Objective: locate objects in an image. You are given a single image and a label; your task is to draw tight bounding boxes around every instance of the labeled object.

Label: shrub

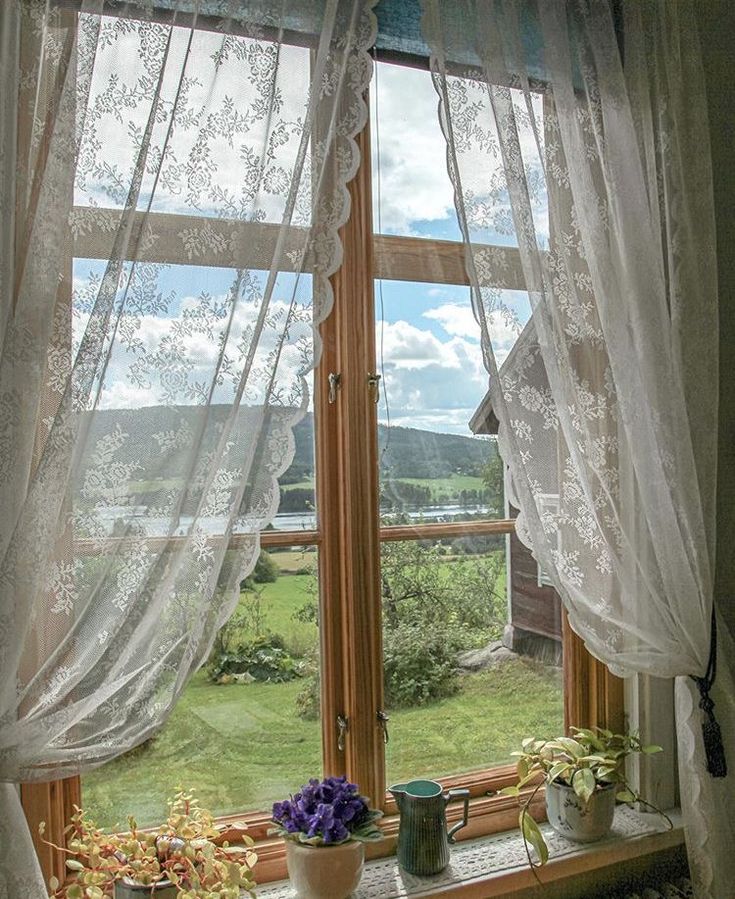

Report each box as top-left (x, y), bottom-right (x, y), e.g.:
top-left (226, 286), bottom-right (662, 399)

top-left (208, 633), bottom-right (300, 684)
top-left (295, 655), bottom-right (320, 720)
top-left (383, 624), bottom-right (458, 707)
top-left (240, 550), bottom-right (279, 590)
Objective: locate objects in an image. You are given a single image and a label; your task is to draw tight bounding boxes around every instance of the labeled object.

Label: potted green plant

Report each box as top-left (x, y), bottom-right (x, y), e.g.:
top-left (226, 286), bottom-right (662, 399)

top-left (501, 727), bottom-right (670, 870)
top-left (40, 790), bottom-right (256, 899)
top-left (271, 776), bottom-right (382, 899)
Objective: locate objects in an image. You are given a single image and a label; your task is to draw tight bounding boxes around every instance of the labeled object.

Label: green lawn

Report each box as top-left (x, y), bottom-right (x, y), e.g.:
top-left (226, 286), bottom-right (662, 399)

top-left (83, 661), bottom-right (562, 829)
top-left (82, 551), bottom-right (558, 830)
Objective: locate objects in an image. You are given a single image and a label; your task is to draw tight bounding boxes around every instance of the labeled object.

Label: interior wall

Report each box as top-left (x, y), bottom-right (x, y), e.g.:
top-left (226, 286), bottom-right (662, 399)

top-left (698, 2), bottom-right (735, 640)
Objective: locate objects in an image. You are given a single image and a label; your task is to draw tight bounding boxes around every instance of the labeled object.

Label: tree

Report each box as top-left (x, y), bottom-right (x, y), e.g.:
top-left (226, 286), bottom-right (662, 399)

top-left (240, 550), bottom-right (278, 590)
top-left (481, 447), bottom-right (505, 516)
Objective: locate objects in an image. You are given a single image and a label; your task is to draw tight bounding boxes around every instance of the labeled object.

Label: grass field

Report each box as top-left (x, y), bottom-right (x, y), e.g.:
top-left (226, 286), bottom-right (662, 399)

top-left (389, 475), bottom-right (486, 493)
top-left (83, 660), bottom-right (562, 829)
top-left (82, 550), bottom-right (560, 829)
top-left (280, 474), bottom-right (490, 507)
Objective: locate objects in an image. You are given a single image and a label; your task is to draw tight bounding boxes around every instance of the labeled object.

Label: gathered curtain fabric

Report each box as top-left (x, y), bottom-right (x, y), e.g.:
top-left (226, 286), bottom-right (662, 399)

top-left (421, 1), bottom-right (733, 896)
top-left (0, 1), bottom-right (375, 896)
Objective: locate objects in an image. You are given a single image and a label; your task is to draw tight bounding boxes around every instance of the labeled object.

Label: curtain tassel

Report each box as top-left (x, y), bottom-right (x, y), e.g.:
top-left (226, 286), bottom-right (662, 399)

top-left (691, 607), bottom-right (728, 778)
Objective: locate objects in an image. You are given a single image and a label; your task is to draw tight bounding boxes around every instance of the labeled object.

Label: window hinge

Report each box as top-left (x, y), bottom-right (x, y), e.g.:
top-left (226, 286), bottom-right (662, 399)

top-left (336, 714), bottom-right (349, 752)
top-left (367, 372), bottom-right (381, 404)
top-left (377, 709), bottom-right (390, 744)
top-left (328, 372), bottom-right (341, 404)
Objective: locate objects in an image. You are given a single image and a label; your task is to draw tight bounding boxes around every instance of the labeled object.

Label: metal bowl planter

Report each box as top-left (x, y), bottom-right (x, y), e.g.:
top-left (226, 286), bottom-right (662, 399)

top-left (114, 878), bottom-right (177, 899)
top-left (285, 839), bottom-right (365, 899)
top-left (545, 781), bottom-right (616, 843)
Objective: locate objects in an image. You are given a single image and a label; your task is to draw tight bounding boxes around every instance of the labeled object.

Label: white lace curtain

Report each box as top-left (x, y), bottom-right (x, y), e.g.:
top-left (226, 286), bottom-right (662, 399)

top-left (422, 1), bottom-right (733, 896)
top-left (0, 1), bottom-right (375, 896)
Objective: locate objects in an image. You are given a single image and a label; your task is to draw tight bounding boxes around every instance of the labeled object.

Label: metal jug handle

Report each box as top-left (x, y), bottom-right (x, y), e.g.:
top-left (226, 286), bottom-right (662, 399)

top-left (444, 788), bottom-right (470, 843)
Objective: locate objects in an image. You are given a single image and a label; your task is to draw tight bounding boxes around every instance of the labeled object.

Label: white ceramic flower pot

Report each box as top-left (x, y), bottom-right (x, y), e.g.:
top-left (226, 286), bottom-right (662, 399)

top-left (545, 781), bottom-right (616, 843)
top-left (285, 839), bottom-right (364, 899)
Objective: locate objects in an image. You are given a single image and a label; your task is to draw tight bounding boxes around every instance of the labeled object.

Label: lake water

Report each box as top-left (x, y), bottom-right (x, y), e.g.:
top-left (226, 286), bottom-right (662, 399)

top-left (90, 503), bottom-right (492, 538)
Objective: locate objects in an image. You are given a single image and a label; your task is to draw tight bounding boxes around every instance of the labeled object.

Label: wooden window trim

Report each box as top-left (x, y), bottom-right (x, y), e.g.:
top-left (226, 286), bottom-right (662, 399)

top-left (71, 207), bottom-right (527, 291)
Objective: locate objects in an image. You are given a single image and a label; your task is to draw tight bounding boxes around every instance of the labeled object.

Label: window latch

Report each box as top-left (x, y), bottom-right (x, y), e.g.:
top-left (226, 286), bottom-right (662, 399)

top-left (336, 714), bottom-right (349, 752)
top-left (377, 709), bottom-right (390, 744)
top-left (367, 372), bottom-right (381, 404)
top-left (328, 372), bottom-right (341, 404)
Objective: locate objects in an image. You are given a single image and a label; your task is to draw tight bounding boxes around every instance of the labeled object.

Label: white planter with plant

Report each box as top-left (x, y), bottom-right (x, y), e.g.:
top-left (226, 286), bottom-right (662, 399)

top-left (501, 727), bottom-right (670, 870)
top-left (271, 776), bottom-right (382, 899)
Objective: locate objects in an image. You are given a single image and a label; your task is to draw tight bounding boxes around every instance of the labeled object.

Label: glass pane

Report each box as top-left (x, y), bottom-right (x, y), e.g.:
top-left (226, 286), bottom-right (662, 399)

top-left (382, 536), bottom-right (563, 785)
top-left (77, 16), bottom-right (312, 225)
top-left (370, 61), bottom-right (461, 242)
top-left (83, 544), bottom-right (321, 828)
top-left (376, 279), bottom-right (531, 522)
top-left (370, 60), bottom-right (547, 246)
top-left (72, 258), bottom-right (316, 532)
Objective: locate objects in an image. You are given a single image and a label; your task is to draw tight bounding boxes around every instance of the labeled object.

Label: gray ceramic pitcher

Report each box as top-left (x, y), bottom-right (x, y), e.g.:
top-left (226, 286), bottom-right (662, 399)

top-left (389, 779), bottom-right (470, 876)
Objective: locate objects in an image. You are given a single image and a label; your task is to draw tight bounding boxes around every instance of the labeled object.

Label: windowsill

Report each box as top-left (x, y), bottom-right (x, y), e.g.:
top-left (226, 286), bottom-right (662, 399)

top-left (255, 806), bottom-right (684, 898)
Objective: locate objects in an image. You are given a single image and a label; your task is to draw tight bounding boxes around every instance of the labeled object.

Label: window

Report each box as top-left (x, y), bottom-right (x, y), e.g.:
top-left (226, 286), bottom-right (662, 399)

top-left (22, 20), bottom-right (622, 887)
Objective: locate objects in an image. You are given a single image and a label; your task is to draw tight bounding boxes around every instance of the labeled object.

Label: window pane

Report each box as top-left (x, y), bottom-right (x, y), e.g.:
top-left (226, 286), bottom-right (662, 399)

top-left (76, 16), bottom-right (313, 226)
top-left (375, 279), bottom-right (530, 521)
top-left (83, 544), bottom-right (321, 828)
top-left (370, 60), bottom-right (547, 246)
top-left (381, 536), bottom-right (563, 786)
top-left (370, 61), bottom-right (461, 242)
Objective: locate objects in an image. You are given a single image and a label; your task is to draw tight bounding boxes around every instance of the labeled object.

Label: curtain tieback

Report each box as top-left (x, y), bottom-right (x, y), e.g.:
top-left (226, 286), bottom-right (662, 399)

top-left (690, 607), bottom-right (728, 778)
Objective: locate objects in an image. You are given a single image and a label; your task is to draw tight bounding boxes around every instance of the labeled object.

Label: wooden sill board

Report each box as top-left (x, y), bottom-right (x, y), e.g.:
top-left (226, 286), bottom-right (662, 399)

top-left (255, 807), bottom-right (684, 898)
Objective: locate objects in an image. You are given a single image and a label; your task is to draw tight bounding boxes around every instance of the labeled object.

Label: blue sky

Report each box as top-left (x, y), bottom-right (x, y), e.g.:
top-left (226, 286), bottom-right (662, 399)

top-left (73, 46), bottom-right (540, 436)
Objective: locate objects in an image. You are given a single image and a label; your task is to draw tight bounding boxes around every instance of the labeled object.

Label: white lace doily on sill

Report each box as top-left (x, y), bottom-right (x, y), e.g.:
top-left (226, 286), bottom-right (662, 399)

top-left (256, 806), bottom-right (678, 898)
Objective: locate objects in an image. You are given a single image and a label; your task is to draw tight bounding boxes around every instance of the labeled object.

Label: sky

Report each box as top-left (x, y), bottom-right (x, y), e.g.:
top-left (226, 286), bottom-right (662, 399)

top-left (71, 29), bottom-right (541, 438)
top-left (369, 62), bottom-right (533, 435)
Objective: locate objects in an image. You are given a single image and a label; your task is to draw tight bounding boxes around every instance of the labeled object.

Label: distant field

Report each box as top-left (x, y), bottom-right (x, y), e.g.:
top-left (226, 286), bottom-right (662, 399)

top-left (280, 475), bottom-right (487, 495)
top-left (386, 475), bottom-right (486, 493)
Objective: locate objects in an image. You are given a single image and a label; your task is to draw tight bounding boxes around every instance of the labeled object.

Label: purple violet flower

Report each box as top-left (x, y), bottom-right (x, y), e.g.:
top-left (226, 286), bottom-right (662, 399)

top-left (271, 776), bottom-right (375, 845)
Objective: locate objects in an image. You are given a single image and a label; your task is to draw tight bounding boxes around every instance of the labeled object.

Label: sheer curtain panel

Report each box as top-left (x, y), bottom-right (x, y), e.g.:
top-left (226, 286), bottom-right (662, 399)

top-left (421, 1), bottom-right (733, 896)
top-left (0, 2), bottom-right (376, 896)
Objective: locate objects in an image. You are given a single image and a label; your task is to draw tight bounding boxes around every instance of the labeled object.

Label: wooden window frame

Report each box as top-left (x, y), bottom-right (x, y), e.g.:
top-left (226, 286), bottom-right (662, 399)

top-left (20, 33), bottom-right (623, 890)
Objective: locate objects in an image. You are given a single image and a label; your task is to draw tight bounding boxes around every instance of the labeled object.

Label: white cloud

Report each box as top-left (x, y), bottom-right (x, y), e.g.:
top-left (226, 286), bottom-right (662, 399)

top-left (424, 304), bottom-right (480, 340)
top-left (376, 318), bottom-right (489, 435)
top-left (371, 64), bottom-right (457, 234)
top-left (423, 303), bottom-right (520, 367)
top-left (72, 288), bottom-right (314, 410)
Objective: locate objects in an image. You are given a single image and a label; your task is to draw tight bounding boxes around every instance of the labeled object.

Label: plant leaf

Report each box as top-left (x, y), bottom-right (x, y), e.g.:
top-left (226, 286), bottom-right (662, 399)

top-left (642, 744), bottom-right (663, 754)
top-left (547, 762), bottom-right (571, 784)
top-left (572, 768), bottom-right (596, 804)
top-left (517, 757), bottom-right (529, 781)
top-left (499, 785), bottom-right (520, 798)
top-left (520, 811), bottom-right (549, 865)
top-left (616, 789), bottom-right (636, 804)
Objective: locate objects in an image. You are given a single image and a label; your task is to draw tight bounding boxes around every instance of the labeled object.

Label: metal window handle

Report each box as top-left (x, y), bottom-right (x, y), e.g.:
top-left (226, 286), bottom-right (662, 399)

top-left (377, 709), bottom-right (390, 744)
top-left (367, 372), bottom-right (381, 404)
top-left (337, 714), bottom-right (349, 752)
top-left (328, 372), bottom-right (341, 404)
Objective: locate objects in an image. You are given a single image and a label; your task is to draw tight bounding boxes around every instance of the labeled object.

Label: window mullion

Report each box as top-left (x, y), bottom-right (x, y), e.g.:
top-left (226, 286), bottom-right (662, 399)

top-left (323, 113), bottom-right (384, 807)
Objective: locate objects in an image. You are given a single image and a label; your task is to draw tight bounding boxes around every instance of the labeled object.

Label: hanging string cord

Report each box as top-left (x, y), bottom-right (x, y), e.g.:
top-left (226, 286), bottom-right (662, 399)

top-left (690, 606), bottom-right (728, 778)
top-left (372, 47), bottom-right (391, 466)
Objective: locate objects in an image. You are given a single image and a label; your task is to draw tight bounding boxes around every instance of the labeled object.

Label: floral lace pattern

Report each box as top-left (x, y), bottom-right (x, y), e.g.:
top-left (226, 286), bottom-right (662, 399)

top-left (0, 2), bottom-right (376, 896)
top-left (422, 1), bottom-right (729, 896)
